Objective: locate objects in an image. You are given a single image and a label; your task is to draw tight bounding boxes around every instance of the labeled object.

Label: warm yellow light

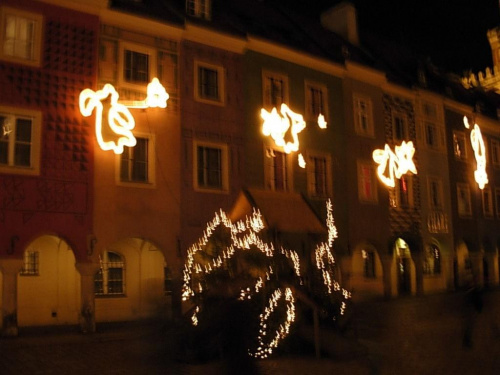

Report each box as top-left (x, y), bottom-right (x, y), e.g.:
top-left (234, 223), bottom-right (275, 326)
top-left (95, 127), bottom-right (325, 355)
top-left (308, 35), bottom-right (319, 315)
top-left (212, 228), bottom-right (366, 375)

top-left (464, 116), bottom-right (488, 189)
top-left (317, 114), bottom-right (327, 129)
top-left (298, 153), bottom-right (306, 168)
top-left (372, 141), bottom-right (417, 188)
top-left (261, 104), bottom-right (306, 154)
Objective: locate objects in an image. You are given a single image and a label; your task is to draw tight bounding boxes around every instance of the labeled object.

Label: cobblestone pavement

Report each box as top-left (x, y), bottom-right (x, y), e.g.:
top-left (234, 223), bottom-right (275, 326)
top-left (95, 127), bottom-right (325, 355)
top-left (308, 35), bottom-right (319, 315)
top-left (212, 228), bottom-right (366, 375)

top-left (1, 289), bottom-right (499, 375)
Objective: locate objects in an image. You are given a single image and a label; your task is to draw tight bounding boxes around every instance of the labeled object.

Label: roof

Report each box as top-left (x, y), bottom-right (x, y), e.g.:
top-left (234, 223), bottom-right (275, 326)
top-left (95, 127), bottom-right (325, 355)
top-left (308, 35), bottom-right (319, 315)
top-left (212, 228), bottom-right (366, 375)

top-left (229, 189), bottom-right (326, 234)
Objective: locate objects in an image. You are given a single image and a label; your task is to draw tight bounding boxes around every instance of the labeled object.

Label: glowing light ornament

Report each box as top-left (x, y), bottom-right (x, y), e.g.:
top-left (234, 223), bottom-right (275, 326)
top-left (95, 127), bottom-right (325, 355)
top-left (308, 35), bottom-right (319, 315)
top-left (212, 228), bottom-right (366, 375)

top-left (298, 153), bottom-right (306, 168)
top-left (372, 141), bottom-right (417, 188)
top-left (317, 114), bottom-right (327, 129)
top-left (79, 78), bottom-right (169, 154)
top-left (463, 116), bottom-right (488, 189)
top-left (261, 104), bottom-right (306, 154)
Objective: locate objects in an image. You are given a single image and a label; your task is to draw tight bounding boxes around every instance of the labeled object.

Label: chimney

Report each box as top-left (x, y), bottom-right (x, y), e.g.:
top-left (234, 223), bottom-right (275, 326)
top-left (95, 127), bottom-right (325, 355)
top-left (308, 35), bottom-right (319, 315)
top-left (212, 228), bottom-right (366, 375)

top-left (320, 2), bottom-right (359, 46)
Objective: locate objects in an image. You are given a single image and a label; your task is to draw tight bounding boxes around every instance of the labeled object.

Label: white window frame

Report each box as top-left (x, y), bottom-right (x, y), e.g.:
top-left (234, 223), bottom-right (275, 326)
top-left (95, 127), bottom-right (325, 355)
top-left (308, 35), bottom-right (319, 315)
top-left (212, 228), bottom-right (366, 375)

top-left (482, 187), bottom-right (494, 218)
top-left (262, 70), bottom-right (289, 109)
top-left (306, 152), bottom-right (331, 198)
top-left (353, 94), bottom-right (374, 137)
top-left (193, 140), bottom-right (229, 193)
top-left (0, 6), bottom-right (42, 67)
top-left (186, 0), bottom-right (211, 20)
top-left (304, 81), bottom-right (328, 122)
top-left (457, 183), bottom-right (472, 217)
top-left (453, 131), bottom-right (467, 161)
top-left (116, 133), bottom-right (156, 188)
top-left (428, 177), bottom-right (443, 210)
top-left (20, 250), bottom-right (39, 276)
top-left (392, 111), bottom-right (408, 142)
top-left (194, 61), bottom-right (225, 105)
top-left (265, 146), bottom-right (291, 192)
top-left (490, 139), bottom-right (500, 168)
top-left (357, 160), bottom-right (377, 203)
top-left (0, 106), bottom-right (41, 176)
top-left (95, 251), bottom-right (126, 297)
top-left (118, 42), bottom-right (156, 91)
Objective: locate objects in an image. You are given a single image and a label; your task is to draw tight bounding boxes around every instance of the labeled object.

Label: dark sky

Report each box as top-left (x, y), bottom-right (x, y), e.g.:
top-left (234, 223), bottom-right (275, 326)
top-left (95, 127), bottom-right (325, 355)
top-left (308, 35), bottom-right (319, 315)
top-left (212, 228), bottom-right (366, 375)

top-left (282, 0), bottom-right (500, 74)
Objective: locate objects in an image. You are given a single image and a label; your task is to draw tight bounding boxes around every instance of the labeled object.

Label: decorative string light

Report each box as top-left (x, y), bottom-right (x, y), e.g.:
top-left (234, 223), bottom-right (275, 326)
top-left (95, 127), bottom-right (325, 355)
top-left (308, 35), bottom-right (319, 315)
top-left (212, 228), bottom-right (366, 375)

top-left (463, 116), bottom-right (488, 189)
top-left (317, 114), bottom-right (327, 129)
top-left (298, 153), bottom-right (306, 168)
top-left (372, 141), bottom-right (417, 188)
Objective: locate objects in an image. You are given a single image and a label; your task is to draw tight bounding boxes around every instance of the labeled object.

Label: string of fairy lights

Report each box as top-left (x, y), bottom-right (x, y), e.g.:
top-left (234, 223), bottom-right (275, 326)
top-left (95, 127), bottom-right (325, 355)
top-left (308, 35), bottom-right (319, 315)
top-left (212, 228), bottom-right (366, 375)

top-left (181, 199), bottom-right (351, 358)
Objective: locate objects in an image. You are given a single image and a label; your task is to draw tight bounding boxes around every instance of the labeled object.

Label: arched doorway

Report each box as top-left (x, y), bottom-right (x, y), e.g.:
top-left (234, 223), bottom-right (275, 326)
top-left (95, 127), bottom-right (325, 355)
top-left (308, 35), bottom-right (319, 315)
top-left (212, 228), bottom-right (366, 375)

top-left (423, 242), bottom-right (446, 293)
top-left (454, 241), bottom-right (472, 289)
top-left (350, 243), bottom-right (384, 300)
top-left (393, 238), bottom-right (415, 296)
top-left (17, 235), bottom-right (80, 327)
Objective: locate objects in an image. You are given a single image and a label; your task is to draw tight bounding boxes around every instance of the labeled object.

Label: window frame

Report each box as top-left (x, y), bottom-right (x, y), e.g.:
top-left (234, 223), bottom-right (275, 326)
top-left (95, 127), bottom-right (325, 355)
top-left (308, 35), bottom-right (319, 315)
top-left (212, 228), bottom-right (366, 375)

top-left (193, 140), bottom-right (229, 193)
top-left (457, 183), bottom-right (472, 217)
top-left (118, 42), bottom-right (156, 91)
top-left (194, 61), bottom-right (225, 105)
top-left (353, 94), bottom-right (374, 137)
top-left (428, 177), bottom-right (444, 210)
top-left (362, 250), bottom-right (376, 279)
top-left (490, 139), bottom-right (500, 168)
top-left (265, 146), bottom-right (291, 192)
top-left (357, 160), bottom-right (377, 203)
top-left (306, 152), bottom-right (332, 198)
top-left (186, 0), bottom-right (211, 20)
top-left (453, 130), bottom-right (467, 161)
top-left (392, 111), bottom-right (408, 142)
top-left (393, 174), bottom-right (414, 209)
top-left (95, 251), bottom-right (126, 297)
top-left (482, 187), bottom-right (494, 218)
top-left (304, 80), bottom-right (328, 122)
top-left (116, 133), bottom-right (156, 188)
top-left (20, 250), bottom-right (39, 276)
top-left (0, 106), bottom-right (41, 176)
top-left (423, 244), bottom-right (441, 276)
top-left (262, 70), bottom-right (289, 110)
top-left (418, 100), bottom-right (445, 151)
top-left (0, 6), bottom-right (42, 67)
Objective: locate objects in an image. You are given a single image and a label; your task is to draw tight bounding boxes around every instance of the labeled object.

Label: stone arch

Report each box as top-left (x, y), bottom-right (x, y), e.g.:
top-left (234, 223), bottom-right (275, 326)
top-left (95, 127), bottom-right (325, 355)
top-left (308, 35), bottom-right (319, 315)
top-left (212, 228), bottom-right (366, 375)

top-left (350, 241), bottom-right (384, 301)
top-left (454, 240), bottom-right (473, 289)
top-left (422, 238), bottom-right (446, 294)
top-left (391, 237), bottom-right (417, 296)
top-left (17, 235), bottom-right (80, 327)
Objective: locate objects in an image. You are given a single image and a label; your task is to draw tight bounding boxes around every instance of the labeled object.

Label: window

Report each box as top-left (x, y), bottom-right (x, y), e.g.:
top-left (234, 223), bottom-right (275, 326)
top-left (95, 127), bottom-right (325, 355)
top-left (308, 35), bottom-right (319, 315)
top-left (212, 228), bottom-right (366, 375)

top-left (392, 175), bottom-right (413, 209)
top-left (362, 250), bottom-right (376, 278)
top-left (419, 101), bottom-right (445, 151)
top-left (490, 139), bottom-right (500, 168)
top-left (0, 107), bottom-right (41, 175)
top-left (95, 251), bottom-right (125, 296)
top-left (457, 183), bottom-right (472, 217)
top-left (194, 62), bottom-right (225, 104)
top-left (453, 131), bottom-right (467, 160)
top-left (482, 188), bottom-right (494, 218)
top-left (392, 112), bottom-right (408, 142)
top-left (266, 148), bottom-right (289, 191)
top-left (423, 245), bottom-right (441, 275)
top-left (194, 141), bottom-right (228, 192)
top-left (119, 42), bottom-right (155, 89)
top-left (357, 161), bottom-right (377, 203)
top-left (307, 154), bottom-right (330, 197)
top-left (0, 7), bottom-right (42, 66)
top-left (428, 177), bottom-right (443, 209)
top-left (305, 81), bottom-right (328, 121)
top-left (495, 188), bottom-right (500, 217)
top-left (353, 95), bottom-right (374, 136)
top-left (186, 0), bottom-right (211, 20)
top-left (263, 71), bottom-right (288, 109)
top-left (117, 134), bottom-right (155, 187)
top-left (20, 250), bottom-right (39, 276)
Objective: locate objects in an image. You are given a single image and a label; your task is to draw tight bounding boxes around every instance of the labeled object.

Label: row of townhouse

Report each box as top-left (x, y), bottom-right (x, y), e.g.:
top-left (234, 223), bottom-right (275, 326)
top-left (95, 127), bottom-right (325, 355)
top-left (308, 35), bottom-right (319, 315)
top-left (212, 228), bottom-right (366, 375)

top-left (0, 0), bottom-right (499, 336)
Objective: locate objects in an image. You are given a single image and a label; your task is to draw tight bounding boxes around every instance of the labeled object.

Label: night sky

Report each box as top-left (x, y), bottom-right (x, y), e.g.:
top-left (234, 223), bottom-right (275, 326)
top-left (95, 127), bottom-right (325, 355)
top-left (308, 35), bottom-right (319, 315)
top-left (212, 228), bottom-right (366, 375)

top-left (281, 0), bottom-right (500, 75)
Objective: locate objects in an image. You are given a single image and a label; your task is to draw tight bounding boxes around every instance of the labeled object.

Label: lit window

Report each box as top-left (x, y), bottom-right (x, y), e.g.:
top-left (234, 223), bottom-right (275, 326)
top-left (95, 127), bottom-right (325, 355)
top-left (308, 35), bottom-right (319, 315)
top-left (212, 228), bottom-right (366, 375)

top-left (357, 161), bottom-right (377, 203)
top-left (482, 188), bottom-right (494, 218)
top-left (362, 250), bottom-right (376, 278)
top-left (428, 177), bottom-right (443, 209)
top-left (392, 112), bottom-right (408, 142)
top-left (423, 245), bottom-right (441, 275)
top-left (353, 95), bottom-right (373, 136)
top-left (0, 107), bottom-right (41, 175)
top-left (263, 71), bottom-right (288, 109)
top-left (20, 250), bottom-right (39, 276)
top-left (0, 7), bottom-right (42, 66)
top-left (490, 139), bottom-right (500, 168)
top-left (305, 81), bottom-right (328, 121)
top-left (266, 148), bottom-right (289, 191)
top-left (195, 62), bottom-right (225, 104)
top-left (453, 131), bottom-right (467, 160)
top-left (457, 183), bottom-right (472, 217)
top-left (186, 0), bottom-right (211, 20)
top-left (194, 141), bottom-right (228, 192)
top-left (307, 154), bottom-right (330, 197)
top-left (95, 251), bottom-right (125, 296)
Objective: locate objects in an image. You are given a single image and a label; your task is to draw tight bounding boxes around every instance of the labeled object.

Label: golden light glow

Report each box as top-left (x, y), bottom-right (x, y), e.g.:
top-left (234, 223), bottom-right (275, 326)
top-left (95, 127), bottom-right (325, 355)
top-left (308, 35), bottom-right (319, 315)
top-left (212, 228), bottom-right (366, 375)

top-left (298, 153), bottom-right (306, 168)
top-left (463, 116), bottom-right (488, 189)
top-left (372, 141), bottom-right (417, 188)
top-left (79, 78), bottom-right (169, 154)
top-left (261, 104), bottom-right (306, 154)
top-left (318, 114), bottom-right (327, 129)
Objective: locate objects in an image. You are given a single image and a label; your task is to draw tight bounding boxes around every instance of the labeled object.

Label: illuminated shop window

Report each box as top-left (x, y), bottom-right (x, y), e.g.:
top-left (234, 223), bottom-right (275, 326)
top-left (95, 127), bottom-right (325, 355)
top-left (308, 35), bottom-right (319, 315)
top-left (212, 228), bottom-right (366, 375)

top-left (357, 161), bottom-right (377, 203)
top-left (262, 71), bottom-right (289, 109)
top-left (453, 131), bottom-right (467, 160)
top-left (495, 188), bottom-right (500, 217)
top-left (194, 141), bottom-right (228, 192)
top-left (362, 250), bottom-right (376, 278)
top-left (119, 42), bottom-right (156, 90)
top-left (392, 112), bottom-right (408, 142)
top-left (423, 245), bottom-right (441, 275)
top-left (95, 251), bottom-right (125, 296)
top-left (305, 81), bottom-right (328, 121)
top-left (20, 250), bottom-right (39, 276)
top-left (266, 148), bottom-right (289, 192)
top-left (353, 95), bottom-right (373, 137)
top-left (0, 107), bottom-right (41, 176)
top-left (428, 177), bottom-right (443, 209)
top-left (457, 183), bottom-right (472, 217)
top-left (0, 7), bottom-right (42, 66)
top-left (194, 61), bottom-right (225, 104)
top-left (120, 136), bottom-right (150, 184)
top-left (307, 154), bottom-right (330, 198)
top-left (482, 188), bottom-right (494, 218)
top-left (186, 0), bottom-right (211, 20)
top-left (490, 139), bottom-right (500, 168)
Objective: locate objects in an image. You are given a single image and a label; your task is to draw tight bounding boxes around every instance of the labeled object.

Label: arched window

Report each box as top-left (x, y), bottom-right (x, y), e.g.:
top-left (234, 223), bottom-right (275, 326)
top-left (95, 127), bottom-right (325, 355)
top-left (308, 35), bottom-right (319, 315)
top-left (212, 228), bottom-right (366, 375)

top-left (362, 249), bottom-right (376, 278)
top-left (95, 251), bottom-right (125, 296)
top-left (423, 245), bottom-right (441, 275)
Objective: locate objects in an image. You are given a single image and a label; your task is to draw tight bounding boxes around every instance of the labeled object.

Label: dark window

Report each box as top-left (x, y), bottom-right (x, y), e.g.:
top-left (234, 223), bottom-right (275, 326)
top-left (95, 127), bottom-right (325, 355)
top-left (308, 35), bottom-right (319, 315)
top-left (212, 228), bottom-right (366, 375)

top-left (198, 66), bottom-right (219, 100)
top-left (197, 146), bottom-right (222, 189)
top-left (120, 137), bottom-right (148, 182)
top-left (124, 50), bottom-right (149, 83)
